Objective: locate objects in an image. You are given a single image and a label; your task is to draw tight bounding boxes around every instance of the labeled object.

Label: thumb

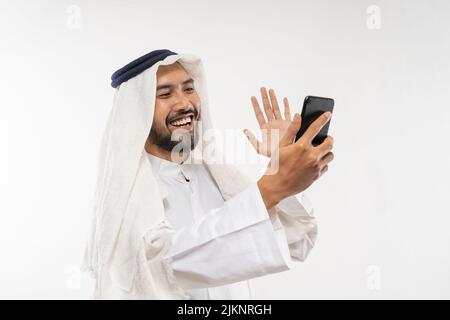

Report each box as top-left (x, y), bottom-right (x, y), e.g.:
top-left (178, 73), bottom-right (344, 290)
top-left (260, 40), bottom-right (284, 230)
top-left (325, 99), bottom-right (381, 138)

top-left (243, 129), bottom-right (261, 153)
top-left (280, 113), bottom-right (301, 147)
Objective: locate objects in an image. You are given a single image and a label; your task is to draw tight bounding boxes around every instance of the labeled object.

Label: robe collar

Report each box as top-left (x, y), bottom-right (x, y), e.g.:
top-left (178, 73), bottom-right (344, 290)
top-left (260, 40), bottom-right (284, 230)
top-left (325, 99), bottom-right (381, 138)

top-left (146, 152), bottom-right (195, 191)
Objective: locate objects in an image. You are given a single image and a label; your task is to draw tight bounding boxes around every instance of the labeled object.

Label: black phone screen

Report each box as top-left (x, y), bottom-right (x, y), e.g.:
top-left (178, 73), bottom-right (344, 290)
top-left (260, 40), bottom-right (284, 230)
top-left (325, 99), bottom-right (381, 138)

top-left (295, 96), bottom-right (334, 146)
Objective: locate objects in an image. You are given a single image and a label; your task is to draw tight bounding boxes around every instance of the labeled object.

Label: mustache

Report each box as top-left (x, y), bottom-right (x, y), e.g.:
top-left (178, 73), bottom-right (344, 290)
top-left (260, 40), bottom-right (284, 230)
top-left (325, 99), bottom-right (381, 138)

top-left (166, 107), bottom-right (200, 124)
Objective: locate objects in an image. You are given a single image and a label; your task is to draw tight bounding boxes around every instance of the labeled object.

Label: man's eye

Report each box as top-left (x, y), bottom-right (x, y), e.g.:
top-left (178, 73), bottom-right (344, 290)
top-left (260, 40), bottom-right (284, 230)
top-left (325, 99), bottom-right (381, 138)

top-left (159, 88), bottom-right (193, 97)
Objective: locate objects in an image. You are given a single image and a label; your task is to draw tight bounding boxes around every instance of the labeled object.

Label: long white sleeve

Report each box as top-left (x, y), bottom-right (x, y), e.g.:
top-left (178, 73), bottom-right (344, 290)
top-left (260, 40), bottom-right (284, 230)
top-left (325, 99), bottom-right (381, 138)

top-left (270, 193), bottom-right (318, 261)
top-left (155, 183), bottom-right (290, 290)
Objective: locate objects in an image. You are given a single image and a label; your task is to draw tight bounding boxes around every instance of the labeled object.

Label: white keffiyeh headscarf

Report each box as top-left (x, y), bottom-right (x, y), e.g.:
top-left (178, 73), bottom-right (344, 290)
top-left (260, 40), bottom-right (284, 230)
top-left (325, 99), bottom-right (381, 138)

top-left (82, 52), bottom-right (253, 299)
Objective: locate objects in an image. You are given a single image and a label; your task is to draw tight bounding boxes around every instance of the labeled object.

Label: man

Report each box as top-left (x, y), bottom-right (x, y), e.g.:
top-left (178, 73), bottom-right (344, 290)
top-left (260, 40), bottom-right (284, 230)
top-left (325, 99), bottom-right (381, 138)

top-left (83, 49), bottom-right (334, 299)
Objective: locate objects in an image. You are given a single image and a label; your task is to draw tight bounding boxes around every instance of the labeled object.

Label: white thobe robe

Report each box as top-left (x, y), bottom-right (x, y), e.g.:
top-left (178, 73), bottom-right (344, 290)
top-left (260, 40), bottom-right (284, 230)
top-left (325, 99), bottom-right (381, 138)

top-left (146, 152), bottom-right (317, 299)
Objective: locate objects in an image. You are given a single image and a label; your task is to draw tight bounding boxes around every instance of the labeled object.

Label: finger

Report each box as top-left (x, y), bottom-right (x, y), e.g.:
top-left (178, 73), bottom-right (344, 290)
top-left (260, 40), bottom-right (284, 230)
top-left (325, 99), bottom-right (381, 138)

top-left (243, 129), bottom-right (262, 153)
top-left (315, 135), bottom-right (334, 158)
top-left (301, 112), bottom-right (332, 145)
top-left (319, 164), bottom-right (329, 176)
top-left (251, 96), bottom-right (266, 127)
top-left (268, 89), bottom-right (282, 120)
top-left (319, 151), bottom-right (334, 167)
top-left (260, 87), bottom-right (274, 121)
top-left (280, 113), bottom-right (302, 147)
top-left (283, 97), bottom-right (292, 121)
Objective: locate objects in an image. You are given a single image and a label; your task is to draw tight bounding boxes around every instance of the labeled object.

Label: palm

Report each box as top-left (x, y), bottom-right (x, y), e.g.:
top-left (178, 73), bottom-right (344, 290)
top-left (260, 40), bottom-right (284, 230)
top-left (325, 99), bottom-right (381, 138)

top-left (244, 87), bottom-right (294, 157)
top-left (257, 119), bottom-right (291, 156)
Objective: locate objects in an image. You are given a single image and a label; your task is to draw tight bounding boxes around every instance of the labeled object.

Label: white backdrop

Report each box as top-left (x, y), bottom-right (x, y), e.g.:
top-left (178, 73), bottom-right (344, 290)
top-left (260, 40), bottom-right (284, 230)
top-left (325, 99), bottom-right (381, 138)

top-left (0, 0), bottom-right (449, 299)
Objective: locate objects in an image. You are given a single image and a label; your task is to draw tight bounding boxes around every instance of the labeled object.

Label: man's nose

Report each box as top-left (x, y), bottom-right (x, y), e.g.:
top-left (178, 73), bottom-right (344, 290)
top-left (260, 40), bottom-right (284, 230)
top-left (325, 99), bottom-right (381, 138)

top-left (172, 90), bottom-right (193, 110)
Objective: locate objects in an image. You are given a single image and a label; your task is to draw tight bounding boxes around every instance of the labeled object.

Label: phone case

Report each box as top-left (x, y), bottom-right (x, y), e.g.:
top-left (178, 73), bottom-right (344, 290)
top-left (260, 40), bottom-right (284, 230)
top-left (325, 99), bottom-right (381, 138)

top-left (295, 96), bottom-right (334, 146)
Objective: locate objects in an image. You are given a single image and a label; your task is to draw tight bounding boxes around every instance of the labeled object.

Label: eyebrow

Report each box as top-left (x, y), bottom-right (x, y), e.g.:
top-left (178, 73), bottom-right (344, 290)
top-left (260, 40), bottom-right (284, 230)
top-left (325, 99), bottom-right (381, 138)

top-left (156, 78), bottom-right (194, 91)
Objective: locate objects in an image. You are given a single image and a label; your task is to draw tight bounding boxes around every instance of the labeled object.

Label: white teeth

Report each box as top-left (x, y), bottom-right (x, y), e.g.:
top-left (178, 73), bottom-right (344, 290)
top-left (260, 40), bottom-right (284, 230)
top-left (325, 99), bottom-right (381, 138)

top-left (170, 116), bottom-right (192, 127)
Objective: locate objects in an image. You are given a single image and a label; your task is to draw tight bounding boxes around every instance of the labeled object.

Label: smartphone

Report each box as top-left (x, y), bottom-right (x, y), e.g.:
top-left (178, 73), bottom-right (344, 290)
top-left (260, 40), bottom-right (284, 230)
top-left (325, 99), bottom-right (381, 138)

top-left (295, 96), bottom-right (334, 146)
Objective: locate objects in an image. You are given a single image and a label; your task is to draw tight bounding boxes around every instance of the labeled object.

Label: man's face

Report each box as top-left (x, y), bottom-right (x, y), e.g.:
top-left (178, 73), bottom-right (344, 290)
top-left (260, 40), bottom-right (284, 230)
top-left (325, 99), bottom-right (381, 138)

top-left (148, 62), bottom-right (201, 153)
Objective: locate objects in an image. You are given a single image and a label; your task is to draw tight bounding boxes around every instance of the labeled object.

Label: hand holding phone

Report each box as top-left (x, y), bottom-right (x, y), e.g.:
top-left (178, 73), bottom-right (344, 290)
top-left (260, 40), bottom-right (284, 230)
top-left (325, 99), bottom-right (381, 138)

top-left (257, 110), bottom-right (334, 209)
top-left (295, 96), bottom-right (334, 146)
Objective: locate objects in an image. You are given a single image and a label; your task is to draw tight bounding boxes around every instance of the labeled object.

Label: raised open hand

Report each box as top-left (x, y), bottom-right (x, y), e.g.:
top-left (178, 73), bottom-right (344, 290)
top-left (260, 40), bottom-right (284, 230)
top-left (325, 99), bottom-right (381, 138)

top-left (244, 87), bottom-right (294, 157)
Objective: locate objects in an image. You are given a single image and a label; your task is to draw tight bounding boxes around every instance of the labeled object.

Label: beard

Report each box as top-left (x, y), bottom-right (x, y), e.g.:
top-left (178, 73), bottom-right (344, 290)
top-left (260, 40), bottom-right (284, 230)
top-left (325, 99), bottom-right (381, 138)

top-left (148, 108), bottom-right (201, 154)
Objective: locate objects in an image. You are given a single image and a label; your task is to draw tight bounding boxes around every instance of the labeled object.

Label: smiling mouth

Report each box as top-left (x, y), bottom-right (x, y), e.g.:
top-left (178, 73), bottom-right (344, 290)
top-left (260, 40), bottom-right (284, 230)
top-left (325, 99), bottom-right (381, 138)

top-left (168, 114), bottom-right (195, 130)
